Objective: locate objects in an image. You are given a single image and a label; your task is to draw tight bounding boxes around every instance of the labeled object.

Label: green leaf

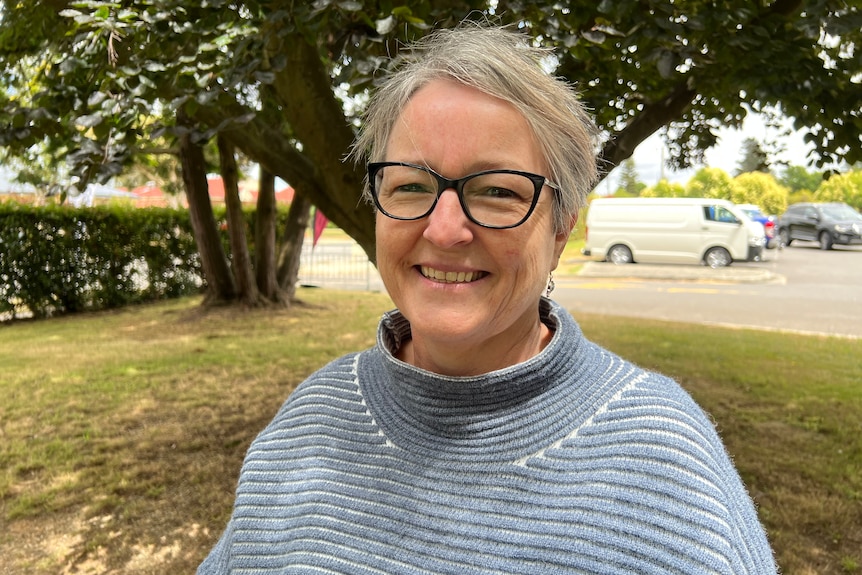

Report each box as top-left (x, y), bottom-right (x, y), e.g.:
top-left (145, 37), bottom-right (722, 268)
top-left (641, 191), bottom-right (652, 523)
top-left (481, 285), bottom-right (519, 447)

top-left (375, 16), bottom-right (396, 35)
top-left (75, 114), bottom-right (104, 128)
top-left (87, 92), bottom-right (108, 107)
top-left (338, 1), bottom-right (363, 11)
top-left (582, 29), bottom-right (606, 44)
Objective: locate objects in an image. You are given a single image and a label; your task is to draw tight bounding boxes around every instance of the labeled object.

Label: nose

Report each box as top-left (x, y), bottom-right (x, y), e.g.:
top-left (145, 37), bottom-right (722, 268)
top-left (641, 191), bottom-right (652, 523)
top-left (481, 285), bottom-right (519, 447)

top-left (422, 189), bottom-right (475, 247)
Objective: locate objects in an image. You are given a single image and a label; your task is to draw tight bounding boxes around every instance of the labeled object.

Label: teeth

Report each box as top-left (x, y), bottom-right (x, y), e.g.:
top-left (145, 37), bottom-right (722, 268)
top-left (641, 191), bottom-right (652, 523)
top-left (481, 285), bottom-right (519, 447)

top-left (421, 266), bottom-right (483, 284)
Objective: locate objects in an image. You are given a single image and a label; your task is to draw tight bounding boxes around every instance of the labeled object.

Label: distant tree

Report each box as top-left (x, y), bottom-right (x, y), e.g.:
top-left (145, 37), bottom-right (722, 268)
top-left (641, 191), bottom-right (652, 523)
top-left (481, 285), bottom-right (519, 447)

top-left (616, 158), bottom-right (646, 197)
top-left (778, 165), bottom-right (824, 195)
top-left (686, 167), bottom-right (734, 199)
top-left (787, 190), bottom-right (816, 205)
top-left (815, 170), bottom-right (862, 211)
top-left (731, 172), bottom-right (788, 215)
top-left (640, 179), bottom-right (686, 198)
top-left (735, 138), bottom-right (771, 175)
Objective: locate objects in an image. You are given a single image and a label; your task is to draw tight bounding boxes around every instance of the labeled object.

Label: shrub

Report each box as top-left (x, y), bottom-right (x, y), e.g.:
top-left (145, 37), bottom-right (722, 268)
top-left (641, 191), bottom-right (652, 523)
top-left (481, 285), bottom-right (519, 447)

top-left (0, 204), bottom-right (203, 319)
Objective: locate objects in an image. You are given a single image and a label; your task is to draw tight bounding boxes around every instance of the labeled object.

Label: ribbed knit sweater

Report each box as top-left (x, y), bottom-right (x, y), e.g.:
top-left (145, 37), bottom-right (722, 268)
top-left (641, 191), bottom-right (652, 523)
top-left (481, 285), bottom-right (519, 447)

top-left (198, 299), bottom-right (776, 574)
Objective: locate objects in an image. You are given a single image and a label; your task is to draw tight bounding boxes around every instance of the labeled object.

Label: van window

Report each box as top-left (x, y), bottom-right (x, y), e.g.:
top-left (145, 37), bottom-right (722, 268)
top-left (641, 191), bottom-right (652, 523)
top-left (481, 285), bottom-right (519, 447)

top-left (703, 206), bottom-right (740, 224)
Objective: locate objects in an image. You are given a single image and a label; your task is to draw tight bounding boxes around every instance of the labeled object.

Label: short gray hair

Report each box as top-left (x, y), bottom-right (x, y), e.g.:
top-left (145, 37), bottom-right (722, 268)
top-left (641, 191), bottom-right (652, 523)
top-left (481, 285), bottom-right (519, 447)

top-left (350, 23), bottom-right (599, 232)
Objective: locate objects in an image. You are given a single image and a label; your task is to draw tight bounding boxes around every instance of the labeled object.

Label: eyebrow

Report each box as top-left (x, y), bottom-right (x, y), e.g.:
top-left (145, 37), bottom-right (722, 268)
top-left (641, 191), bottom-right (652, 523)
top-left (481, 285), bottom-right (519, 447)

top-left (388, 159), bottom-right (535, 177)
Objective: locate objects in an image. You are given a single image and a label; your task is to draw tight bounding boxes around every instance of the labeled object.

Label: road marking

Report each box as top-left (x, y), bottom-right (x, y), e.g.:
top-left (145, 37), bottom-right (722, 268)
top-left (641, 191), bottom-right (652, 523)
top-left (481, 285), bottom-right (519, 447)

top-left (664, 287), bottom-right (722, 294)
top-left (559, 280), bottom-right (744, 295)
top-left (563, 282), bottom-right (633, 290)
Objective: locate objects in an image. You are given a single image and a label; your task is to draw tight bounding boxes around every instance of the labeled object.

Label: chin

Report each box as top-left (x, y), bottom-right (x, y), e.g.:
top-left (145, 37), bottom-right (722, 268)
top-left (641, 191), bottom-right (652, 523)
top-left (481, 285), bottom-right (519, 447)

top-left (406, 307), bottom-right (484, 339)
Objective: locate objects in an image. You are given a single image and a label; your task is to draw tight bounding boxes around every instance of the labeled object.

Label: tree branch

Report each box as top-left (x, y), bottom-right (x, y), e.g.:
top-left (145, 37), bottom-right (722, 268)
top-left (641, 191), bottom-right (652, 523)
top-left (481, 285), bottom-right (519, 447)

top-left (600, 81), bottom-right (696, 173)
top-left (267, 31), bottom-right (375, 260)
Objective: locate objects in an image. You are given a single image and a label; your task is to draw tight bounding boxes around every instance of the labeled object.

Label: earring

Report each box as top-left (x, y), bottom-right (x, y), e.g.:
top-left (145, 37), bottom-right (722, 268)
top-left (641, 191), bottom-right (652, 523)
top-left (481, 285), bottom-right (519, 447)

top-left (545, 272), bottom-right (555, 297)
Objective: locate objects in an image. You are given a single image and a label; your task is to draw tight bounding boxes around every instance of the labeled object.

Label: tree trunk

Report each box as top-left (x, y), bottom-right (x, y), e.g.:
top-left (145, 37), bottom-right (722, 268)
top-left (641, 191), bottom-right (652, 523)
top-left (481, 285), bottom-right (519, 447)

top-left (277, 188), bottom-right (312, 302)
top-left (263, 30), bottom-right (375, 261)
top-left (255, 166), bottom-right (282, 303)
top-left (217, 134), bottom-right (260, 306)
top-left (178, 109), bottom-right (236, 304)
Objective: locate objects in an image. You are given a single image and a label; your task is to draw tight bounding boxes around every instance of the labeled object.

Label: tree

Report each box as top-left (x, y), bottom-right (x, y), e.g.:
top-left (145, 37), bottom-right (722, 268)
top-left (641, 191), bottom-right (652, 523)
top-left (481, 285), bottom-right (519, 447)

top-left (686, 167), bottom-right (734, 200)
top-left (815, 170), bottom-right (862, 211)
top-left (731, 172), bottom-right (789, 215)
top-left (254, 166), bottom-right (281, 302)
top-left (640, 179), bottom-right (686, 198)
top-left (735, 138), bottom-right (771, 175)
top-left (778, 165), bottom-right (824, 195)
top-left (615, 158), bottom-right (645, 197)
top-left (3, 1), bottom-right (861, 303)
top-left (177, 108), bottom-right (237, 303)
top-left (217, 133), bottom-right (259, 306)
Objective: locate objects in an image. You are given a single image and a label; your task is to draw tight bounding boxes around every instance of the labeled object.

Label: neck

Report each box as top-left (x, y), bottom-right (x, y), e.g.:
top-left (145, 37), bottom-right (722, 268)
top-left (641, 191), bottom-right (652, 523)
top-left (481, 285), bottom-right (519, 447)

top-left (398, 320), bottom-right (553, 377)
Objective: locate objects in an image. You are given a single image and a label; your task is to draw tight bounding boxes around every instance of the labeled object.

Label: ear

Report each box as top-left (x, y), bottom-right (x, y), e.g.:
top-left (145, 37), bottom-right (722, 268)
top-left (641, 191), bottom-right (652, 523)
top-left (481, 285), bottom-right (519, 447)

top-left (551, 215), bottom-right (577, 270)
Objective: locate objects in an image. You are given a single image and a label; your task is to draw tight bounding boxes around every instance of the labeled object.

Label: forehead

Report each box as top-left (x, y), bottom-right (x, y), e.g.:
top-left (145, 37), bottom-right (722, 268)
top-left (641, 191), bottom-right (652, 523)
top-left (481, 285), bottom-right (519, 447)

top-left (386, 79), bottom-right (545, 175)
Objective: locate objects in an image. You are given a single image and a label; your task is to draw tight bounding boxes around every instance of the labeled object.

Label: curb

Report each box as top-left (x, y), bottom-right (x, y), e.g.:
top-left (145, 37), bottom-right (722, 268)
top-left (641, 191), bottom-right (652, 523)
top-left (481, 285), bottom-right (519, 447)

top-left (575, 261), bottom-right (784, 284)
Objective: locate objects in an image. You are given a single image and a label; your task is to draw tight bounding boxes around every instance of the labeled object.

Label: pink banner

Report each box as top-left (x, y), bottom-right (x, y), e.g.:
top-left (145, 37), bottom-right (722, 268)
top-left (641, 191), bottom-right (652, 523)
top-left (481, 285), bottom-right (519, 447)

top-left (312, 207), bottom-right (328, 247)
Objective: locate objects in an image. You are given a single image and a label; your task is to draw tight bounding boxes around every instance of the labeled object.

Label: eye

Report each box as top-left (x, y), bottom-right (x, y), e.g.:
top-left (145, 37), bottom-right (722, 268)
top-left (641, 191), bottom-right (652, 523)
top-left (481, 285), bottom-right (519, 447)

top-left (393, 181), bottom-right (435, 194)
top-left (378, 165), bottom-right (438, 196)
top-left (472, 186), bottom-right (520, 199)
top-left (463, 172), bottom-right (535, 203)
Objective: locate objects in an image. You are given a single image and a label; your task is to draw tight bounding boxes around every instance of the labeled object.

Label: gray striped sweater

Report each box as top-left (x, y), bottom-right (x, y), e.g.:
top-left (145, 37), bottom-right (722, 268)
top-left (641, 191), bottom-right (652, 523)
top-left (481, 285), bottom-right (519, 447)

top-left (198, 299), bottom-right (776, 574)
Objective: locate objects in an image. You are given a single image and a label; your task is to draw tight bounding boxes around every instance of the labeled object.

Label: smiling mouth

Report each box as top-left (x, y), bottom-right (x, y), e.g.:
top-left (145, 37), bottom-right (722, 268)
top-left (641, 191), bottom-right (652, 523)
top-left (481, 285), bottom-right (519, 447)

top-left (420, 266), bottom-right (487, 284)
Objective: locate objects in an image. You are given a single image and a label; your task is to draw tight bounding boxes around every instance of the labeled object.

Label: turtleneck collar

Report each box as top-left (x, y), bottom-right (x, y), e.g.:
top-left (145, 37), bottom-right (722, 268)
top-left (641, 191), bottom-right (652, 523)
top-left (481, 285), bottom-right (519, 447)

top-left (359, 298), bottom-right (603, 463)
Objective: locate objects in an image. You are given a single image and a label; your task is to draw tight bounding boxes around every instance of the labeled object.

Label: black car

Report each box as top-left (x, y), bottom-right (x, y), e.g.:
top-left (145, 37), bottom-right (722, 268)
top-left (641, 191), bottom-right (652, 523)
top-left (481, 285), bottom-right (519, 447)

top-left (777, 202), bottom-right (862, 250)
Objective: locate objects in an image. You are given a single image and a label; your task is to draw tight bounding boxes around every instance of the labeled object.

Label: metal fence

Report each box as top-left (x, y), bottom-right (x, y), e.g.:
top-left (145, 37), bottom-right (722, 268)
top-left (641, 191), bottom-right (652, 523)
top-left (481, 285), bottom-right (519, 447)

top-left (298, 241), bottom-right (384, 292)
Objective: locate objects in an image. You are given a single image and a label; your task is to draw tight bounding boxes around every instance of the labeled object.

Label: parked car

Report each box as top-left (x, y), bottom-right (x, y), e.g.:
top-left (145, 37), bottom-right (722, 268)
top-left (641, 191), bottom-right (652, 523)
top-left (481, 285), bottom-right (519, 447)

top-left (583, 197), bottom-right (765, 267)
top-left (777, 202), bottom-right (862, 250)
top-left (736, 204), bottom-right (777, 249)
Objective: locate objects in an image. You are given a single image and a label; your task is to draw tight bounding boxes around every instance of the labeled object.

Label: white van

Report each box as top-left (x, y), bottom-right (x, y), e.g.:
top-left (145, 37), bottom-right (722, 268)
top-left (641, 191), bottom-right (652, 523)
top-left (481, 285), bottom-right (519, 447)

top-left (582, 197), bottom-right (764, 267)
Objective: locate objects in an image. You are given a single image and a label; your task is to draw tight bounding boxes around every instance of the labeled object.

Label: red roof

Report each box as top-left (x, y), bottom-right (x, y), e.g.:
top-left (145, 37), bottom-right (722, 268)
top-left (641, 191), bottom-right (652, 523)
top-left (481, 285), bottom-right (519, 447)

top-left (123, 178), bottom-right (295, 208)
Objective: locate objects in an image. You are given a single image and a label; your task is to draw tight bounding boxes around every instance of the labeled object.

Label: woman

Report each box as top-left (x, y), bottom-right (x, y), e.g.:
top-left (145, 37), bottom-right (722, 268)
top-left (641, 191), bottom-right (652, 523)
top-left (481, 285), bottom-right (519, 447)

top-left (198, 25), bottom-right (776, 574)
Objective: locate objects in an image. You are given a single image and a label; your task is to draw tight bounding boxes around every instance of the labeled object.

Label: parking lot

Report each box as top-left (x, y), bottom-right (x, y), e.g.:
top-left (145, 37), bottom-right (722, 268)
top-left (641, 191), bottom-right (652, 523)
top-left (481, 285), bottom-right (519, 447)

top-left (555, 242), bottom-right (862, 339)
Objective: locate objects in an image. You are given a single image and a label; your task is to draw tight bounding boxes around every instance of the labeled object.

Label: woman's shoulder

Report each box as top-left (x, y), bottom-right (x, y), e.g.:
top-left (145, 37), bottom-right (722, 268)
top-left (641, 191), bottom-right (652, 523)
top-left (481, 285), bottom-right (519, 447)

top-left (279, 350), bottom-right (367, 407)
top-left (585, 347), bottom-right (721, 440)
top-left (247, 350), bottom-right (374, 445)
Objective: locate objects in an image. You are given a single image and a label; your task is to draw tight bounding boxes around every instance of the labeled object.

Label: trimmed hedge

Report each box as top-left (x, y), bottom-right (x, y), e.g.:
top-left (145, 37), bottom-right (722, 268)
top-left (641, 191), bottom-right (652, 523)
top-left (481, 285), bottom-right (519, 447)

top-left (1, 203), bottom-right (204, 319)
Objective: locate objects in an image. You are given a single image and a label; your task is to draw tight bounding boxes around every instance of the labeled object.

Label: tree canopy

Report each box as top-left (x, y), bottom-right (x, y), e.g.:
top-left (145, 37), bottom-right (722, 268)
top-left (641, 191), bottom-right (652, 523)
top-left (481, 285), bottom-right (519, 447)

top-left (686, 167), bottom-right (736, 200)
top-left (816, 170), bottom-right (862, 208)
top-left (2, 0), bottom-right (861, 261)
top-left (730, 171), bottom-right (790, 214)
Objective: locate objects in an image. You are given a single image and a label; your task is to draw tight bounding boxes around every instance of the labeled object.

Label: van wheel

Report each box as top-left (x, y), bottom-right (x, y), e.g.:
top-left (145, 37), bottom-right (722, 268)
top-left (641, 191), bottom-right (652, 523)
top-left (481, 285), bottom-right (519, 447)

top-left (607, 244), bottom-right (633, 265)
top-left (818, 231), bottom-right (833, 250)
top-left (704, 247), bottom-right (732, 268)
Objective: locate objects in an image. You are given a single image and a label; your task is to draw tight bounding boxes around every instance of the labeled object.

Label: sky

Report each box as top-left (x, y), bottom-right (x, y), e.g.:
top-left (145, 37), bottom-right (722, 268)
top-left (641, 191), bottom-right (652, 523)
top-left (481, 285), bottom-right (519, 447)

top-left (600, 112), bottom-right (820, 194)
top-left (0, 166), bottom-right (20, 192)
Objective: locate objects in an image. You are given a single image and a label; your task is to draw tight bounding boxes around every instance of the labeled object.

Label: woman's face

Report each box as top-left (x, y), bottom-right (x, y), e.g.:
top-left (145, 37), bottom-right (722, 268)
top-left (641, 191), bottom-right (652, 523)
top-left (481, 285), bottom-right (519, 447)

top-left (375, 79), bottom-right (572, 376)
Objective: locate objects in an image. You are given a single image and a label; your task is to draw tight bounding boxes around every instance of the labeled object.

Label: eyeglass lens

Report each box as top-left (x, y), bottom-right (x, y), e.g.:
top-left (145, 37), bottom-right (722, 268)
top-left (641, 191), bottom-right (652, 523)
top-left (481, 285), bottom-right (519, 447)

top-left (373, 164), bottom-right (539, 228)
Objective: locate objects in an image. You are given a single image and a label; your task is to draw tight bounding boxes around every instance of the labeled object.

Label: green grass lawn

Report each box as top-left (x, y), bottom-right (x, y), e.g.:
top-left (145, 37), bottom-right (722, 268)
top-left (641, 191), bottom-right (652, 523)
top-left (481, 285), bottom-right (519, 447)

top-left (1, 289), bottom-right (860, 574)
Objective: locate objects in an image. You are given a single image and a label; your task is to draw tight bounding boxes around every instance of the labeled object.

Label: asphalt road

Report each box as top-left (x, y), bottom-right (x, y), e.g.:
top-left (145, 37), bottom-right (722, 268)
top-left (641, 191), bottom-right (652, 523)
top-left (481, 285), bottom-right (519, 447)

top-left (553, 241), bottom-right (862, 339)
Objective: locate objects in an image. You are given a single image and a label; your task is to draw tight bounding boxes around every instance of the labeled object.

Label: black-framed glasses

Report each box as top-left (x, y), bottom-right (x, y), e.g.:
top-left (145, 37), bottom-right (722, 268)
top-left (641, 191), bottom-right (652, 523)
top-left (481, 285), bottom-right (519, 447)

top-left (368, 162), bottom-right (560, 229)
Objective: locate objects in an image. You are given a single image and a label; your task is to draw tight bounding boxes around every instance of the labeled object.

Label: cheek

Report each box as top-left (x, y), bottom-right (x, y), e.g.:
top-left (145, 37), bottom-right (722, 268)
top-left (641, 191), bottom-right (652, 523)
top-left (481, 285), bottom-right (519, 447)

top-left (506, 230), bottom-right (558, 273)
top-left (375, 216), bottom-right (399, 252)
top-left (376, 217), bottom-right (418, 271)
